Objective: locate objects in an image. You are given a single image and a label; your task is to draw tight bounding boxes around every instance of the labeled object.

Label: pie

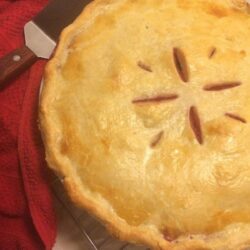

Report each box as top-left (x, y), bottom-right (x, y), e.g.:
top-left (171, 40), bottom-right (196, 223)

top-left (39, 0), bottom-right (250, 249)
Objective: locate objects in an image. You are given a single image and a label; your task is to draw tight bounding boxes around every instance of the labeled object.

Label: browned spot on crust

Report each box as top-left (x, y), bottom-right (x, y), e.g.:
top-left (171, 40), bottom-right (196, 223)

top-left (163, 228), bottom-right (178, 242)
top-left (208, 47), bottom-right (217, 58)
top-left (60, 140), bottom-right (69, 154)
top-left (150, 131), bottom-right (164, 148)
top-left (137, 61), bottom-right (152, 72)
top-left (164, 234), bottom-right (174, 242)
top-left (240, 50), bottom-right (246, 57)
top-left (173, 47), bottom-right (189, 82)
top-left (100, 136), bottom-right (111, 153)
top-left (225, 113), bottom-right (247, 123)
top-left (132, 94), bottom-right (179, 104)
top-left (206, 4), bottom-right (229, 18)
top-left (203, 82), bottom-right (241, 91)
top-left (189, 106), bottom-right (203, 144)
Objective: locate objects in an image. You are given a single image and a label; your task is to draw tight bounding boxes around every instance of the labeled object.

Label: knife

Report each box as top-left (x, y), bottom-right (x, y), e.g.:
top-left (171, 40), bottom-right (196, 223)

top-left (0, 0), bottom-right (90, 89)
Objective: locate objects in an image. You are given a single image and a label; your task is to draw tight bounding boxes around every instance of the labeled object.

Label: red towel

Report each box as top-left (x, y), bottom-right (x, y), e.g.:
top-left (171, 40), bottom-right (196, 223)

top-left (0, 1), bottom-right (56, 249)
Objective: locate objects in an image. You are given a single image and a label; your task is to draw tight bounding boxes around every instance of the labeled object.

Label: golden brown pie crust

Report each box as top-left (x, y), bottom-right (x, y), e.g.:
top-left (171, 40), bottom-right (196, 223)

top-left (40, 0), bottom-right (250, 249)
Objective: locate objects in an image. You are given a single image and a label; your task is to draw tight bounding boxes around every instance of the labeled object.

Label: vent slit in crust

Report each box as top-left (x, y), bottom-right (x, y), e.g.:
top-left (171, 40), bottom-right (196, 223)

top-left (173, 47), bottom-right (189, 82)
top-left (209, 47), bottom-right (217, 58)
top-left (137, 61), bottom-right (152, 72)
top-left (225, 113), bottom-right (247, 123)
top-left (189, 106), bottom-right (203, 144)
top-left (203, 82), bottom-right (241, 91)
top-left (132, 94), bottom-right (179, 104)
top-left (150, 131), bottom-right (164, 148)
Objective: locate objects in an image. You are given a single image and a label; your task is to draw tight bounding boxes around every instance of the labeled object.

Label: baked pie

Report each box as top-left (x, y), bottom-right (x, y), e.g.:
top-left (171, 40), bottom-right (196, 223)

top-left (40, 0), bottom-right (250, 249)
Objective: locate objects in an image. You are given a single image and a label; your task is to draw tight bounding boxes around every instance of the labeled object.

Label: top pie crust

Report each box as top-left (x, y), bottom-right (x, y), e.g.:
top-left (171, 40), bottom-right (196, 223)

top-left (40, 0), bottom-right (250, 249)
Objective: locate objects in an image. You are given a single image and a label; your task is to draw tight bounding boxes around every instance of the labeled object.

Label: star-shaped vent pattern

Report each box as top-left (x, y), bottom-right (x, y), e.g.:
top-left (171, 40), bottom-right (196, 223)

top-left (133, 48), bottom-right (246, 145)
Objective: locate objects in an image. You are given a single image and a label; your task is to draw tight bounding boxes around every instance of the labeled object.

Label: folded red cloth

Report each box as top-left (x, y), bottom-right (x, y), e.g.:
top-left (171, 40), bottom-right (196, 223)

top-left (0, 1), bottom-right (56, 249)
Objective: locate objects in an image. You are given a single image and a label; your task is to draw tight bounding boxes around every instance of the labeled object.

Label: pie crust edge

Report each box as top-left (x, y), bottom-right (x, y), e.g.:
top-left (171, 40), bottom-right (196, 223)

top-left (39, 2), bottom-right (174, 249)
top-left (39, 1), bottom-right (250, 249)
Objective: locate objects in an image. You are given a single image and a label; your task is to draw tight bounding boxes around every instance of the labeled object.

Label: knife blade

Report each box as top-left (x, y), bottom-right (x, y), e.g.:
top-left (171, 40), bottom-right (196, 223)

top-left (0, 0), bottom-right (91, 89)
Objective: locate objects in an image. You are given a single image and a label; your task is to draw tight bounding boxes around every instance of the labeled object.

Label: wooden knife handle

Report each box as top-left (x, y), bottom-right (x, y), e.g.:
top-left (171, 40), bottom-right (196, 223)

top-left (0, 45), bottom-right (37, 89)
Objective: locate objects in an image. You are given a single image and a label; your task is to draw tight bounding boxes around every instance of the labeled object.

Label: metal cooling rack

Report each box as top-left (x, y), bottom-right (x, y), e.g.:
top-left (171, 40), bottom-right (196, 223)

top-left (50, 175), bottom-right (149, 250)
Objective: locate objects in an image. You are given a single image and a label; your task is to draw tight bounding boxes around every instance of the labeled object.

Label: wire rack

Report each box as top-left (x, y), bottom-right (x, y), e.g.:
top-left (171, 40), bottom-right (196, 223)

top-left (50, 175), bottom-right (149, 250)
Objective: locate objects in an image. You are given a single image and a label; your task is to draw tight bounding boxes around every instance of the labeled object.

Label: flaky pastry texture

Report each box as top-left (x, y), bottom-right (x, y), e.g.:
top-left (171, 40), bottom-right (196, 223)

top-left (40, 0), bottom-right (250, 249)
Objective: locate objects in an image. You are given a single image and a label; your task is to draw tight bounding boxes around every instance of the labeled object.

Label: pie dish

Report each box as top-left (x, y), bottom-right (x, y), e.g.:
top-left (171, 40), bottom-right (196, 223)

top-left (40, 0), bottom-right (250, 249)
